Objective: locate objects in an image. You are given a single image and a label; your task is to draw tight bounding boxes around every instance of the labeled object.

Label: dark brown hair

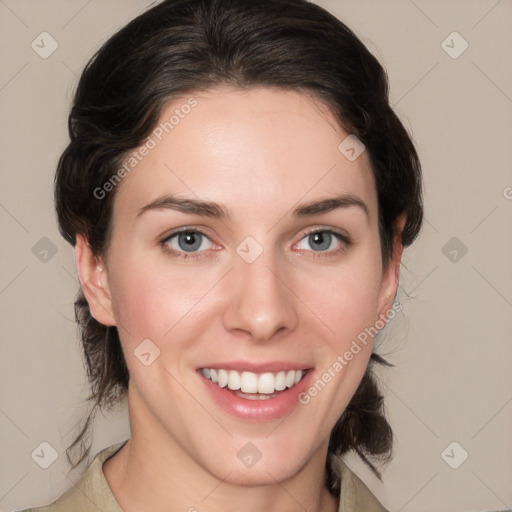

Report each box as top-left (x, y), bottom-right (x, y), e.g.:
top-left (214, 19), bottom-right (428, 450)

top-left (56, 0), bottom-right (423, 496)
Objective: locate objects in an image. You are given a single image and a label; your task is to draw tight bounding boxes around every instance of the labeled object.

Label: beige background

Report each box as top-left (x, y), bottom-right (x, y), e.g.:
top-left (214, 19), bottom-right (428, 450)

top-left (1, 1), bottom-right (511, 511)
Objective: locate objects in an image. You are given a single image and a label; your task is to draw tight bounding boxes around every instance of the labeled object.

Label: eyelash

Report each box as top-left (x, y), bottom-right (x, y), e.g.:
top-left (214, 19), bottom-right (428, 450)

top-left (297, 228), bottom-right (352, 258)
top-left (159, 227), bottom-right (352, 260)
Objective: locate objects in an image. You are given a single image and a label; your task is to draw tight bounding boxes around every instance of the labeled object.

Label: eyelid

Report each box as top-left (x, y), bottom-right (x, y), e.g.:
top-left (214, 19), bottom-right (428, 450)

top-left (162, 225), bottom-right (206, 238)
top-left (295, 226), bottom-right (351, 245)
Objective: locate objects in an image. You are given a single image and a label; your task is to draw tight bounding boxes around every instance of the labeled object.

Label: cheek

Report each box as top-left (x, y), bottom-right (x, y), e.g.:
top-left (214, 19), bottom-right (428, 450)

top-left (299, 261), bottom-right (383, 346)
top-left (293, 249), bottom-right (383, 408)
top-left (107, 253), bottom-right (220, 345)
top-left (296, 267), bottom-right (382, 423)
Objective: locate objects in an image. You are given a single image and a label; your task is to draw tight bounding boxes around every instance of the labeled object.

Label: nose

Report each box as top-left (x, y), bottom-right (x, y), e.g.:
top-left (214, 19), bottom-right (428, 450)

top-left (222, 250), bottom-right (299, 343)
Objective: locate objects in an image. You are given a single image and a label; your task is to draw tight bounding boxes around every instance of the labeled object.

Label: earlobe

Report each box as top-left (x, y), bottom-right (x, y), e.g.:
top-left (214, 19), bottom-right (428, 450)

top-left (74, 234), bottom-right (117, 326)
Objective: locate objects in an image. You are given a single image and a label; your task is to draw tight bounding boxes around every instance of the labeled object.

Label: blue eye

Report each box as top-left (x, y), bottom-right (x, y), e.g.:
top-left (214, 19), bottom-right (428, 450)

top-left (164, 230), bottom-right (213, 253)
top-left (296, 230), bottom-right (347, 252)
top-left (160, 228), bottom-right (349, 261)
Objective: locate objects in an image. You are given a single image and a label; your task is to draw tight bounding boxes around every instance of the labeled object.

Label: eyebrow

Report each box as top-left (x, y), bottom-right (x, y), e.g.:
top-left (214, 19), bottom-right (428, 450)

top-left (136, 193), bottom-right (369, 220)
top-left (292, 194), bottom-right (369, 218)
top-left (137, 196), bottom-right (228, 218)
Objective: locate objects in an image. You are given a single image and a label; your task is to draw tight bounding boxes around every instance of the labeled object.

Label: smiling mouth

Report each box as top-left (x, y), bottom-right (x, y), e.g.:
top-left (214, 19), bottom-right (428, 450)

top-left (200, 368), bottom-right (309, 400)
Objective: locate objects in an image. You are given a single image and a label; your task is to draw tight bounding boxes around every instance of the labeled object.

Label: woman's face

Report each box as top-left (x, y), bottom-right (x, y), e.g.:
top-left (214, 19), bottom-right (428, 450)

top-left (79, 87), bottom-right (401, 485)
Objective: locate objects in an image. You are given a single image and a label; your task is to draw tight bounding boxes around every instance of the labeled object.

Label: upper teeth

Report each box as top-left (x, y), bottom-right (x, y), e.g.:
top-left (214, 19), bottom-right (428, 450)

top-left (201, 368), bottom-right (305, 394)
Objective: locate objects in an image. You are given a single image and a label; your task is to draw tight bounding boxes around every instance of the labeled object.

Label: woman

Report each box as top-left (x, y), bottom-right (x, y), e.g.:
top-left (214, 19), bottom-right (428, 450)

top-left (20, 0), bottom-right (422, 510)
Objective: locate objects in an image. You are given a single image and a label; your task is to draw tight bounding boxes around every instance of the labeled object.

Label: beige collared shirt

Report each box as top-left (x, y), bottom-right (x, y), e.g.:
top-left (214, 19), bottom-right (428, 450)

top-left (18, 440), bottom-right (387, 512)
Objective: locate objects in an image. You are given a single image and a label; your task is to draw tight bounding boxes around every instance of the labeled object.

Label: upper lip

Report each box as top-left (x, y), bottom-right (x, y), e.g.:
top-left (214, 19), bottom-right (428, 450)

top-left (198, 361), bottom-right (313, 373)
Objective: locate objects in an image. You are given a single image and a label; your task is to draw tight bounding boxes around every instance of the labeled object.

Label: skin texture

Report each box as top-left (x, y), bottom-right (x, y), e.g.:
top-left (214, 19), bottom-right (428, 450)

top-left (75, 86), bottom-right (403, 512)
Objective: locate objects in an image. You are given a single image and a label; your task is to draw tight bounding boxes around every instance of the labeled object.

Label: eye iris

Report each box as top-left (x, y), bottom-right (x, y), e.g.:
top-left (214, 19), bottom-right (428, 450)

top-left (309, 231), bottom-right (331, 251)
top-left (178, 232), bottom-right (202, 251)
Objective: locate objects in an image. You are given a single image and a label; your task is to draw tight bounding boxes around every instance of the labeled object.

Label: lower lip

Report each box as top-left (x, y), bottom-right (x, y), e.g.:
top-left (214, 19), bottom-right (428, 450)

top-left (198, 369), bottom-right (314, 421)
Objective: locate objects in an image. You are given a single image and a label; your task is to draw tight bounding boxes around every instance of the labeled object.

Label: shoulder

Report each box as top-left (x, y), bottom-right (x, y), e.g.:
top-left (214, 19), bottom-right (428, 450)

top-left (332, 455), bottom-right (389, 512)
top-left (15, 440), bottom-right (128, 512)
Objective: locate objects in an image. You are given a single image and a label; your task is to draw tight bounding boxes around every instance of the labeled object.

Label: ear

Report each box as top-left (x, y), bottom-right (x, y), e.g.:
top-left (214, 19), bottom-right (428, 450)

top-left (74, 234), bottom-right (117, 326)
top-left (377, 214), bottom-right (406, 316)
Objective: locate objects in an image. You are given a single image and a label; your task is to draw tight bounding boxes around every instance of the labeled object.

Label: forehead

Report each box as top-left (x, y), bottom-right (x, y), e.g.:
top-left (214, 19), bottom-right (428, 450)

top-left (112, 87), bottom-right (377, 222)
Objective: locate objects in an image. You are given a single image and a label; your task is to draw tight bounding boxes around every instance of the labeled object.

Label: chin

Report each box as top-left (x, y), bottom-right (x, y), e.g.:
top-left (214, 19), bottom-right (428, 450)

top-left (201, 442), bottom-right (313, 487)
top-left (218, 462), bottom-right (303, 487)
